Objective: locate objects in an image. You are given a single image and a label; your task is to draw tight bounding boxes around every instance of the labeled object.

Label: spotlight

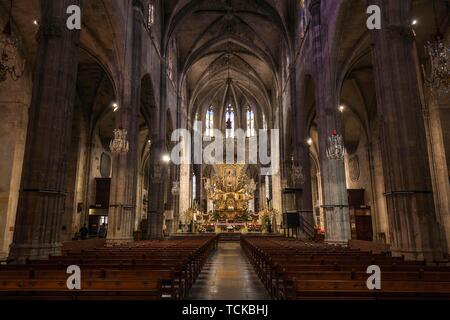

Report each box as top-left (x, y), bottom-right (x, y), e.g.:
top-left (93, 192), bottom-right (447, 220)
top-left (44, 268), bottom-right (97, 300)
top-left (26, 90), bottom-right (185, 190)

top-left (112, 103), bottom-right (119, 112)
top-left (33, 20), bottom-right (39, 26)
top-left (412, 19), bottom-right (418, 26)
top-left (162, 154), bottom-right (171, 163)
top-left (338, 105), bottom-right (345, 113)
top-left (307, 138), bottom-right (313, 146)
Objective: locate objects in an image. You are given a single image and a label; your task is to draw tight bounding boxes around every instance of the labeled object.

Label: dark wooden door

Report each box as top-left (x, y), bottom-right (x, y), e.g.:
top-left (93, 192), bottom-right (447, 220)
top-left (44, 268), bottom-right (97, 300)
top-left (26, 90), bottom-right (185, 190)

top-left (95, 178), bottom-right (111, 209)
top-left (88, 215), bottom-right (100, 235)
top-left (355, 215), bottom-right (373, 241)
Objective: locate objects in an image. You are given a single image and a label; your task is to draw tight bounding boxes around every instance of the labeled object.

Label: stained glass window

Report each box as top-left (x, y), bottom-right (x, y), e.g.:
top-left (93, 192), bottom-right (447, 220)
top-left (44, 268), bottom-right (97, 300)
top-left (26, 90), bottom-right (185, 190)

top-left (192, 173), bottom-right (197, 201)
top-left (205, 106), bottom-right (214, 137)
top-left (225, 104), bottom-right (235, 138)
top-left (246, 106), bottom-right (255, 137)
top-left (299, 0), bottom-right (308, 38)
top-left (167, 39), bottom-right (174, 81)
top-left (148, 3), bottom-right (155, 28)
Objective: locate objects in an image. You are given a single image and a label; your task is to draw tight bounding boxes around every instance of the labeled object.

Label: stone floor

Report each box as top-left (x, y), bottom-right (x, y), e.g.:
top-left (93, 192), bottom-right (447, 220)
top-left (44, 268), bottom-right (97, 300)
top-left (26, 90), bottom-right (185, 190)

top-left (188, 242), bottom-right (271, 300)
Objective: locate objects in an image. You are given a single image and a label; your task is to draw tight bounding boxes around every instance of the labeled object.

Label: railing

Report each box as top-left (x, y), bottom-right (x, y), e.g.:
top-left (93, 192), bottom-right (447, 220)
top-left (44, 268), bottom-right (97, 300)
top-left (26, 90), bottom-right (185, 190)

top-left (298, 213), bottom-right (316, 240)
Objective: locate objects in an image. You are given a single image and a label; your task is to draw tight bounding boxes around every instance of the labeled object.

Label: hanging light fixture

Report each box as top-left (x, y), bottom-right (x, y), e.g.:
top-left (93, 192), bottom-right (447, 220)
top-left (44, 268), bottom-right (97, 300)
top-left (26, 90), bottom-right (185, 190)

top-left (110, 127), bottom-right (129, 154)
top-left (0, 0), bottom-right (25, 82)
top-left (225, 42), bottom-right (235, 139)
top-left (422, 0), bottom-right (449, 94)
top-left (326, 129), bottom-right (345, 161)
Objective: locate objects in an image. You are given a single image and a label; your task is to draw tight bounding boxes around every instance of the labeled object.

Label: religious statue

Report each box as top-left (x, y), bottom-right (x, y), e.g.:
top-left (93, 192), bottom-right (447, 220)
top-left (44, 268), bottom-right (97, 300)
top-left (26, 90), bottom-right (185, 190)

top-left (205, 164), bottom-right (257, 223)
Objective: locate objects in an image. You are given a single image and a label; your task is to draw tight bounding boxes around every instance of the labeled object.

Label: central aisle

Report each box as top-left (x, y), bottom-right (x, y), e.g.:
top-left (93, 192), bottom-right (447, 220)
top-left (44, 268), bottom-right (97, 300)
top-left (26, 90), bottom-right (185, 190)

top-left (188, 241), bottom-right (271, 300)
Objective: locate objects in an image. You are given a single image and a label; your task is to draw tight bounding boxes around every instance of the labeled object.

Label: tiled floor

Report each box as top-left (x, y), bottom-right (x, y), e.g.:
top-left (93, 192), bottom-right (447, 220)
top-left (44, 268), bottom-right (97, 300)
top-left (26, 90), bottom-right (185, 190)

top-left (188, 242), bottom-right (271, 300)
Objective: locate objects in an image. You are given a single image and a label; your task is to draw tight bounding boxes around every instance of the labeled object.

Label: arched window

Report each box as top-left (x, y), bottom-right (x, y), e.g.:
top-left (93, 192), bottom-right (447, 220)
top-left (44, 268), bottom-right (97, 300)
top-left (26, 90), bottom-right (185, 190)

top-left (148, 3), bottom-right (155, 28)
top-left (265, 175), bottom-right (271, 202)
top-left (246, 106), bottom-right (255, 137)
top-left (167, 39), bottom-right (175, 81)
top-left (299, 0), bottom-right (308, 38)
top-left (225, 104), bottom-right (235, 138)
top-left (192, 173), bottom-right (197, 201)
top-left (205, 106), bottom-right (214, 137)
top-left (194, 112), bottom-right (201, 137)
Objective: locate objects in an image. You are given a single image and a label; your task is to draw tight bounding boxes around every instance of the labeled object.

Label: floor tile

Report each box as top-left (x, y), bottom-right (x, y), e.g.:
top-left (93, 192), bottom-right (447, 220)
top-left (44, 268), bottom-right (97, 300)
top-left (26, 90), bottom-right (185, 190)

top-left (188, 242), bottom-right (271, 300)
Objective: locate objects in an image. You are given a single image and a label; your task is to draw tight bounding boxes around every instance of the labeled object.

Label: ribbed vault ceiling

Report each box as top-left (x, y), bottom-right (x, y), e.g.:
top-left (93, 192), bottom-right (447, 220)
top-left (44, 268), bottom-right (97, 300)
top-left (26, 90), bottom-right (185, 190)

top-left (165, 0), bottom-right (290, 122)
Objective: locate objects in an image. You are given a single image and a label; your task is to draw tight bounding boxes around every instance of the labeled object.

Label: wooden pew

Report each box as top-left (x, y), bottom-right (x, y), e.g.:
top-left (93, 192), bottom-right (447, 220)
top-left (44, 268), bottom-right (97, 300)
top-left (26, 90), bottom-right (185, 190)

top-left (0, 279), bottom-right (162, 300)
top-left (287, 279), bottom-right (450, 300)
top-left (241, 235), bottom-right (450, 300)
top-left (0, 235), bottom-right (219, 300)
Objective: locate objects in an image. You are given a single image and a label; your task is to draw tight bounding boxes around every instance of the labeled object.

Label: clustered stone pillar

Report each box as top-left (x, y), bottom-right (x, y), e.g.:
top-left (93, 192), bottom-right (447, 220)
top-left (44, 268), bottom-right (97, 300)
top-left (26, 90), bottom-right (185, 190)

top-left (422, 89), bottom-right (450, 253)
top-left (146, 140), bottom-right (167, 239)
top-left (106, 0), bottom-right (144, 244)
top-left (107, 100), bottom-right (139, 245)
top-left (308, 0), bottom-right (351, 245)
top-left (165, 164), bottom-right (176, 234)
top-left (294, 143), bottom-right (315, 238)
top-left (369, 0), bottom-right (447, 260)
top-left (8, 0), bottom-right (82, 262)
top-left (293, 65), bottom-right (314, 238)
top-left (172, 179), bottom-right (180, 232)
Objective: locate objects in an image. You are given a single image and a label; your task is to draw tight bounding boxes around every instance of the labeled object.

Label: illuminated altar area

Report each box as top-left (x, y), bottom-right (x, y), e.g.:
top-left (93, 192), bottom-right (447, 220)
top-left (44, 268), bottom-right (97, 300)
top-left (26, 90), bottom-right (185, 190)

top-left (179, 163), bottom-right (282, 234)
top-left (203, 164), bottom-right (256, 232)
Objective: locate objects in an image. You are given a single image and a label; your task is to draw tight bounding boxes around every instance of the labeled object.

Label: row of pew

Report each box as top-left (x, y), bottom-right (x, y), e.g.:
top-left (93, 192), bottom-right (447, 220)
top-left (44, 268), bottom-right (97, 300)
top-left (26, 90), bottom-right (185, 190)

top-left (241, 236), bottom-right (450, 300)
top-left (0, 235), bottom-right (219, 300)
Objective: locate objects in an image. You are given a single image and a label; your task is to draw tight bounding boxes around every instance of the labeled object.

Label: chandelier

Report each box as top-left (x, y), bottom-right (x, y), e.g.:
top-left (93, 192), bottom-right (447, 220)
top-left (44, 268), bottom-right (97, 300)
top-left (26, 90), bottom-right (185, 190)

top-left (109, 128), bottom-right (129, 154)
top-left (422, 0), bottom-right (449, 94)
top-left (0, 0), bottom-right (25, 82)
top-left (326, 130), bottom-right (345, 161)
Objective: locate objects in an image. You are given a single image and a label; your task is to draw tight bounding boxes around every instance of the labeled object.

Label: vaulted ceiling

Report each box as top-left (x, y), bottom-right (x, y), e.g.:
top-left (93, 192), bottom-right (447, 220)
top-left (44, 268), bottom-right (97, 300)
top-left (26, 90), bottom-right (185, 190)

top-left (164, 0), bottom-right (291, 122)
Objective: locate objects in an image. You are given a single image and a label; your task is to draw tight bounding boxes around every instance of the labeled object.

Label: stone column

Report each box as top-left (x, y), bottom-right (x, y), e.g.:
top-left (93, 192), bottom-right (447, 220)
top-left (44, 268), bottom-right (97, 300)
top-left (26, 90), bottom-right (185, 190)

top-left (8, 0), bottom-right (82, 262)
top-left (293, 65), bottom-right (314, 238)
top-left (422, 90), bottom-right (450, 254)
top-left (316, 171), bottom-right (325, 229)
top-left (106, 0), bottom-right (143, 244)
top-left (146, 140), bottom-right (167, 239)
top-left (0, 98), bottom-right (28, 260)
top-left (172, 179), bottom-right (180, 232)
top-left (179, 163), bottom-right (190, 229)
top-left (165, 164), bottom-right (176, 234)
top-left (369, 0), bottom-right (447, 260)
top-left (309, 0), bottom-right (351, 245)
top-left (295, 143), bottom-right (315, 238)
top-left (367, 128), bottom-right (390, 243)
top-left (271, 129), bottom-right (283, 232)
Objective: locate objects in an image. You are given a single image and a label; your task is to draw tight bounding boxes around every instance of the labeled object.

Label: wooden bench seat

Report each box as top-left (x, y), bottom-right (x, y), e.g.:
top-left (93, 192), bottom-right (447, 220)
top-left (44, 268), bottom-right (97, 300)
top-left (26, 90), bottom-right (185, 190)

top-left (241, 236), bottom-right (450, 300)
top-left (287, 279), bottom-right (450, 300)
top-left (0, 279), bottom-right (162, 301)
top-left (0, 235), bottom-right (219, 300)
top-left (0, 268), bottom-right (186, 299)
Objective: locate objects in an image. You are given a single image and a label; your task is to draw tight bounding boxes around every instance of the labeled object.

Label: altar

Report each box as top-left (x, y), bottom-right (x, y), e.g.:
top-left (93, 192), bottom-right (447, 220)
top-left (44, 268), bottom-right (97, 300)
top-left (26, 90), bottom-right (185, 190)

top-left (182, 164), bottom-right (277, 234)
top-left (215, 222), bottom-right (247, 233)
top-left (204, 164), bottom-right (259, 232)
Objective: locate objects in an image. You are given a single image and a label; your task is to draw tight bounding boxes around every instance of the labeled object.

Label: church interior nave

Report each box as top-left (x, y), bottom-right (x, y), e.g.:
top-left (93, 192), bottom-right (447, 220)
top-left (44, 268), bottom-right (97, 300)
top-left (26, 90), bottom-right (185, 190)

top-left (0, 0), bottom-right (449, 302)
